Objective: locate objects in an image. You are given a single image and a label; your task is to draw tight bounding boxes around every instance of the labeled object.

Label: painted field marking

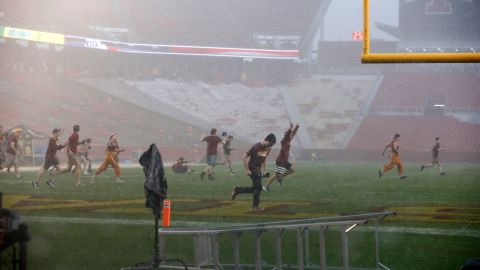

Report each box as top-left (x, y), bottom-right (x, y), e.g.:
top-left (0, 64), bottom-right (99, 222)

top-left (21, 216), bottom-right (480, 238)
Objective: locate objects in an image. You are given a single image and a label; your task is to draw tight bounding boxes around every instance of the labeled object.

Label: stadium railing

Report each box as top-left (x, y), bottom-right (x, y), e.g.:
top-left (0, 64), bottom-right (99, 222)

top-left (153, 211), bottom-right (395, 270)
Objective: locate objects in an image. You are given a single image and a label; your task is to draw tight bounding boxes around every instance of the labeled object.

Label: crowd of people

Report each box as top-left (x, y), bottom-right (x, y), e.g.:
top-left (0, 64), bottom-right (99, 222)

top-left (1, 122), bottom-right (447, 212)
top-left (0, 124), bottom-right (125, 190)
top-left (378, 134), bottom-right (446, 179)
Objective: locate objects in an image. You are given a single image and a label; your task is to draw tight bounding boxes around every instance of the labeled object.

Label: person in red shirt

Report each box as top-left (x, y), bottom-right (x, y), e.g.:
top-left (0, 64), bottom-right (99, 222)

top-left (420, 137), bottom-right (446, 176)
top-left (231, 133), bottom-right (276, 211)
top-left (200, 128), bottom-right (224, 180)
top-left (4, 128), bottom-right (23, 179)
top-left (263, 123), bottom-right (299, 191)
top-left (32, 128), bottom-right (65, 189)
top-left (57, 125), bottom-right (85, 186)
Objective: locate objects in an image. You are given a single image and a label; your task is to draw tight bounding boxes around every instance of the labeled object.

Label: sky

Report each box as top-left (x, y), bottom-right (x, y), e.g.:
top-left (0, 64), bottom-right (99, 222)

top-left (324, 0), bottom-right (399, 41)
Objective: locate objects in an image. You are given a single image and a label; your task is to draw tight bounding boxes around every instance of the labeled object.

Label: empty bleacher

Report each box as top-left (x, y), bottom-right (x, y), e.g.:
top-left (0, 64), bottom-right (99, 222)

top-left (125, 79), bottom-right (291, 142)
top-left (371, 73), bottom-right (480, 113)
top-left (347, 115), bottom-right (480, 153)
top-left (0, 69), bottom-right (206, 153)
top-left (291, 76), bottom-right (379, 149)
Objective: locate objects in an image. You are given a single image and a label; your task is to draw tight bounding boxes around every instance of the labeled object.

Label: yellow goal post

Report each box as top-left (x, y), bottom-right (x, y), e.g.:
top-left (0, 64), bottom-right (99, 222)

top-left (361, 0), bottom-right (480, 63)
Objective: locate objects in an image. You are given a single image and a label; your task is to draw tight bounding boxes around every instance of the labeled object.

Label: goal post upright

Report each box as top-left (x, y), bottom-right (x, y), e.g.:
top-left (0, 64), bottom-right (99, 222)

top-left (361, 0), bottom-right (480, 64)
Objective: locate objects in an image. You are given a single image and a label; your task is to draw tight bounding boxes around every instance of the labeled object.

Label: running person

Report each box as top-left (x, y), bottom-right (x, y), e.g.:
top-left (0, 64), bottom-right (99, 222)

top-left (420, 137), bottom-right (446, 176)
top-left (263, 123), bottom-right (299, 191)
top-left (32, 128), bottom-right (65, 189)
top-left (221, 135), bottom-right (236, 175)
top-left (231, 133), bottom-right (276, 211)
top-left (78, 138), bottom-right (93, 175)
top-left (90, 133), bottom-right (124, 183)
top-left (57, 125), bottom-right (85, 186)
top-left (379, 133), bottom-right (407, 179)
top-left (4, 128), bottom-right (23, 179)
top-left (200, 128), bottom-right (224, 180)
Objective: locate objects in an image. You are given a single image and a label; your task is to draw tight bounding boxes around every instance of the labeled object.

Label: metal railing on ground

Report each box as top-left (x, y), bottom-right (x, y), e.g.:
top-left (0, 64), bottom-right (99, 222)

top-left (154, 211), bottom-right (395, 270)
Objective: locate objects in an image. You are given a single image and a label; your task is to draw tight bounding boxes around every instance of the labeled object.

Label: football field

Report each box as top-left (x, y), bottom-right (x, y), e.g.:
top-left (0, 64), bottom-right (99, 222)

top-left (1, 161), bottom-right (479, 270)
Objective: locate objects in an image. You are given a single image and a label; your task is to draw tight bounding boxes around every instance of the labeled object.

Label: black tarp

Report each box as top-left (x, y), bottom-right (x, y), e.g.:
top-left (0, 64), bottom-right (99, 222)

top-left (139, 144), bottom-right (168, 218)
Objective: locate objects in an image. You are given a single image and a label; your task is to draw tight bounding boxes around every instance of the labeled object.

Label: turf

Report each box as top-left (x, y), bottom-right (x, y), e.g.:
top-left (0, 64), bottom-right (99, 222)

top-left (1, 161), bottom-right (479, 270)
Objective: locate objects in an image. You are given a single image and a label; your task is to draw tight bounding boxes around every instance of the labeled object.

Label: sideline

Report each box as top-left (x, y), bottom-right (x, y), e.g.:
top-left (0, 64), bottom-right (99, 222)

top-left (22, 216), bottom-right (480, 238)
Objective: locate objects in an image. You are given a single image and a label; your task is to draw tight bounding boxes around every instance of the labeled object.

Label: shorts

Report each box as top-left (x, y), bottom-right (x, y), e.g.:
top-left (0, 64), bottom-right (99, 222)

top-left (5, 153), bottom-right (18, 165)
top-left (43, 158), bottom-right (60, 170)
top-left (79, 152), bottom-right (91, 161)
top-left (68, 153), bottom-right (81, 166)
top-left (274, 160), bottom-right (292, 175)
top-left (206, 155), bottom-right (217, 166)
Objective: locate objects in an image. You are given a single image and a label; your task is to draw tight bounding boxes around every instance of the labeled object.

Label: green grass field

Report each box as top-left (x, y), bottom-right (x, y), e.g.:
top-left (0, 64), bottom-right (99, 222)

top-left (1, 161), bottom-right (479, 270)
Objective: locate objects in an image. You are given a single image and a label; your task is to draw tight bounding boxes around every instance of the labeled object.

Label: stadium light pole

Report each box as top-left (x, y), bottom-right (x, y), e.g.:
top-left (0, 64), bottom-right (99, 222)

top-left (361, 0), bottom-right (480, 63)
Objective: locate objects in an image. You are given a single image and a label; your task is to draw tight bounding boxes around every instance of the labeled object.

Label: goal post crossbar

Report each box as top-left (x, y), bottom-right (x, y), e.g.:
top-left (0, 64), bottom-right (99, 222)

top-left (361, 0), bottom-right (480, 63)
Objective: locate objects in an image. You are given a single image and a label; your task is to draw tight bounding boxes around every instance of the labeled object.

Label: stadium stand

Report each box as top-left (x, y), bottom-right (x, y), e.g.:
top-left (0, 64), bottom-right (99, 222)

top-left (78, 75), bottom-right (382, 150)
top-left (370, 72), bottom-right (480, 113)
top-left (291, 76), bottom-right (380, 149)
top-left (123, 79), bottom-right (291, 143)
top-left (0, 0), bottom-right (323, 48)
top-left (347, 115), bottom-right (480, 153)
top-left (114, 0), bottom-right (322, 47)
top-left (0, 68), bottom-right (210, 161)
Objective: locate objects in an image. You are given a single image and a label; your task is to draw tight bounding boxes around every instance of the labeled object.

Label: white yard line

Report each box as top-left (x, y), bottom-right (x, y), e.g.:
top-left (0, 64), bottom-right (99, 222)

top-left (22, 216), bottom-right (480, 238)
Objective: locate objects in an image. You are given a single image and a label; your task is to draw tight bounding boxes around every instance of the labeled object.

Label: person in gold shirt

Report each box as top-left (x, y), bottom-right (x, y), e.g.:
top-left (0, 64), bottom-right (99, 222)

top-left (90, 133), bottom-right (124, 183)
top-left (379, 133), bottom-right (407, 180)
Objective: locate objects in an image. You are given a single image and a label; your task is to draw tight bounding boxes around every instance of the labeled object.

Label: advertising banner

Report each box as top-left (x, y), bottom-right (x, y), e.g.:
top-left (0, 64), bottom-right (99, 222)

top-left (0, 25), bottom-right (298, 60)
top-left (3, 27), bottom-right (64, 45)
top-left (65, 35), bottom-right (299, 59)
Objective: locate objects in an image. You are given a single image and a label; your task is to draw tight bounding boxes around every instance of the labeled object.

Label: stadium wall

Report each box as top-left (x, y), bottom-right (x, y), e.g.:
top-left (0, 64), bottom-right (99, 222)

top-left (301, 149), bottom-right (480, 163)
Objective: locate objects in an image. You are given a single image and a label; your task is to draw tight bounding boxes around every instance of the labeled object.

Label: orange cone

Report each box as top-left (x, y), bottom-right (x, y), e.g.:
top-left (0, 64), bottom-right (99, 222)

top-left (162, 200), bottom-right (171, 227)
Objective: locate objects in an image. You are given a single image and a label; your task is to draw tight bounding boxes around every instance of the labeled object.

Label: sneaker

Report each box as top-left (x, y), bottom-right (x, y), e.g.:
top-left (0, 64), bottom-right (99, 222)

top-left (440, 172), bottom-right (446, 176)
top-left (114, 177), bottom-right (124, 183)
top-left (200, 172), bottom-right (205, 181)
top-left (32, 181), bottom-right (39, 190)
top-left (83, 171), bottom-right (90, 175)
top-left (89, 175), bottom-right (96, 184)
top-left (46, 180), bottom-right (55, 188)
top-left (420, 165), bottom-right (425, 171)
top-left (208, 174), bottom-right (215, 181)
top-left (16, 175), bottom-right (23, 180)
top-left (231, 186), bottom-right (238, 200)
top-left (230, 172), bottom-right (236, 176)
top-left (400, 175), bottom-right (407, 180)
top-left (251, 206), bottom-right (265, 212)
top-left (262, 185), bottom-right (270, 192)
top-left (378, 170), bottom-right (383, 178)
top-left (76, 183), bottom-right (85, 186)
